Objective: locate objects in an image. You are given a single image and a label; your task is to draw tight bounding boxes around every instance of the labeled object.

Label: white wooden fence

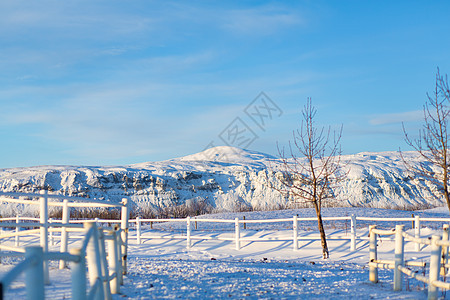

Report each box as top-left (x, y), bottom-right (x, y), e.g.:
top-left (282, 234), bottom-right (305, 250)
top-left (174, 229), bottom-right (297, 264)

top-left (0, 191), bottom-right (129, 300)
top-left (7, 213), bottom-right (443, 254)
top-left (130, 214), bottom-right (450, 253)
top-left (131, 215), bottom-right (355, 251)
top-left (2, 191), bottom-right (450, 299)
top-left (368, 224), bottom-right (450, 300)
top-left (0, 222), bottom-right (123, 300)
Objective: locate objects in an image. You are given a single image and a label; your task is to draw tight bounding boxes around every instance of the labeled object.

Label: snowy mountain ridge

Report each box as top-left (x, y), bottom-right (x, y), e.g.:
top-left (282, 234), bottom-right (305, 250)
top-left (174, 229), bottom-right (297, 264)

top-left (0, 146), bottom-right (445, 214)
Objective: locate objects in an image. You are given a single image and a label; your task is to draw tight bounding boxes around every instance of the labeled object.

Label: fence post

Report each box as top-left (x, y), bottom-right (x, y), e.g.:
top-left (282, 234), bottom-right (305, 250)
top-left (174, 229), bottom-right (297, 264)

top-left (15, 215), bottom-right (20, 247)
top-left (25, 246), bottom-right (45, 300)
top-left (186, 216), bottom-right (191, 250)
top-left (70, 248), bottom-right (87, 300)
top-left (293, 215), bottom-right (298, 251)
top-left (414, 215), bottom-right (420, 252)
top-left (114, 225), bottom-right (124, 286)
top-left (369, 225), bottom-right (378, 283)
top-left (85, 222), bottom-right (105, 300)
top-left (49, 218), bottom-right (54, 246)
top-left (120, 198), bottom-right (129, 275)
top-left (97, 228), bottom-right (112, 299)
top-left (107, 231), bottom-right (120, 294)
top-left (243, 216), bottom-right (246, 230)
top-left (235, 217), bottom-right (240, 250)
top-left (441, 224), bottom-right (449, 276)
top-left (393, 225), bottom-right (404, 291)
top-left (136, 217), bottom-right (141, 245)
top-left (428, 235), bottom-right (442, 300)
top-left (59, 199), bottom-right (70, 269)
top-left (350, 214), bottom-right (356, 251)
top-left (39, 190), bottom-right (50, 285)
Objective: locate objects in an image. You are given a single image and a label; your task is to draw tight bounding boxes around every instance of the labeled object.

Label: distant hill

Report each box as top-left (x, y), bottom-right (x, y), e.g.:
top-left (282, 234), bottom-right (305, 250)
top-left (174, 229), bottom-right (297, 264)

top-left (0, 146), bottom-right (445, 215)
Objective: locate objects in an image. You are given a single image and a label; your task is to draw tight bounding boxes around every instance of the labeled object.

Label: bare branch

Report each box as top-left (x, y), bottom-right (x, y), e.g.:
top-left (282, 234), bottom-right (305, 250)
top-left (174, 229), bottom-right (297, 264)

top-left (401, 68), bottom-right (450, 213)
top-left (270, 98), bottom-right (344, 259)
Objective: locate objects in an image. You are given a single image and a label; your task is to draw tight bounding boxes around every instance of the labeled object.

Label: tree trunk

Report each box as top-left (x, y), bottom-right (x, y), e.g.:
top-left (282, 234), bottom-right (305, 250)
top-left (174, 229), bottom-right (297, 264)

top-left (441, 133), bottom-right (450, 213)
top-left (313, 201), bottom-right (329, 259)
top-left (443, 169), bottom-right (450, 213)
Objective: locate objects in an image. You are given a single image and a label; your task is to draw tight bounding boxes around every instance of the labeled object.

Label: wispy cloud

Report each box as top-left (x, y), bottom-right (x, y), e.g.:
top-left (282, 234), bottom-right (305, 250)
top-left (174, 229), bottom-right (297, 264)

top-left (0, 1), bottom-right (156, 39)
top-left (1, 0), bottom-right (446, 167)
top-left (0, 81), bottom-right (238, 162)
top-left (369, 110), bottom-right (423, 125)
top-left (134, 51), bottom-right (217, 75)
top-left (221, 6), bottom-right (304, 36)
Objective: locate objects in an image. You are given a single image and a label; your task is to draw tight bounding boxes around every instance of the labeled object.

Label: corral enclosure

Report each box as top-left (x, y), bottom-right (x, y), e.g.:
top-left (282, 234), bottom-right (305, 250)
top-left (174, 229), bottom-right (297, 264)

top-left (2, 201), bottom-right (450, 299)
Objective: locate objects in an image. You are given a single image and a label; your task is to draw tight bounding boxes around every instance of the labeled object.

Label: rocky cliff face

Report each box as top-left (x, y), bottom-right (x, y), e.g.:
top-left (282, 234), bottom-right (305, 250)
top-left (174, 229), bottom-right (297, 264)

top-left (0, 146), bottom-right (445, 215)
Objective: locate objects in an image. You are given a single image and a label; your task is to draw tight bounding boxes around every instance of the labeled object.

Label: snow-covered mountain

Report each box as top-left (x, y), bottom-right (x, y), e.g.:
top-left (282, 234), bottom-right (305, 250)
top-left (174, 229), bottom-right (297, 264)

top-left (0, 146), bottom-right (445, 215)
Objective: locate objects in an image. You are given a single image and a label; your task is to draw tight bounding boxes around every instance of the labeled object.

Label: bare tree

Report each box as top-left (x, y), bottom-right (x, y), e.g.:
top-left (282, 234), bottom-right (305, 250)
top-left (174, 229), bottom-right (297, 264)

top-left (402, 69), bottom-right (450, 212)
top-left (272, 98), bottom-right (344, 259)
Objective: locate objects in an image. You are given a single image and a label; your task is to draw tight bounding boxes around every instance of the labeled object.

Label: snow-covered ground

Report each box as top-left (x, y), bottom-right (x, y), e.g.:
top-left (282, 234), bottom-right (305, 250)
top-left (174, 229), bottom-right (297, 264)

top-left (2, 207), bottom-right (450, 299)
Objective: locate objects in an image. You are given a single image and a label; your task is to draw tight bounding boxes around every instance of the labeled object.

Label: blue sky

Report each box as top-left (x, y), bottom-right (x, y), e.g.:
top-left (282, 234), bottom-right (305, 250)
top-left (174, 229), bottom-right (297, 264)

top-left (1, 1), bottom-right (450, 168)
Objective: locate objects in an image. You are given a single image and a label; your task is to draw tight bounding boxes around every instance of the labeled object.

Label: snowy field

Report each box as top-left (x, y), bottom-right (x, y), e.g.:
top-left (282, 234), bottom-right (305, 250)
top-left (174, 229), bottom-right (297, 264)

top-left (2, 207), bottom-right (450, 299)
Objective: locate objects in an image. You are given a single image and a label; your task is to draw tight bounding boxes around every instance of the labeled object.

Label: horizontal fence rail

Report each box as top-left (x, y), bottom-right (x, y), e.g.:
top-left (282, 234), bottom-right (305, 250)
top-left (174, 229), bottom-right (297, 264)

top-left (0, 191), bottom-right (122, 208)
top-left (368, 224), bottom-right (450, 300)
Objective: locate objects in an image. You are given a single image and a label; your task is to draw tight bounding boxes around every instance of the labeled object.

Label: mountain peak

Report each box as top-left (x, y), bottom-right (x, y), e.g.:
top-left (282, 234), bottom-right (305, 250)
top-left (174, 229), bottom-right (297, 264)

top-left (178, 146), bottom-right (276, 164)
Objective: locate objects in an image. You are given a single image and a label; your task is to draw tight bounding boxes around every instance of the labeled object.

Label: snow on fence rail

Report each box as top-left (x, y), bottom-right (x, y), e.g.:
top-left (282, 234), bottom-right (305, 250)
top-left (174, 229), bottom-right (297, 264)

top-left (0, 191), bottom-right (130, 300)
top-left (368, 224), bottom-right (450, 300)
